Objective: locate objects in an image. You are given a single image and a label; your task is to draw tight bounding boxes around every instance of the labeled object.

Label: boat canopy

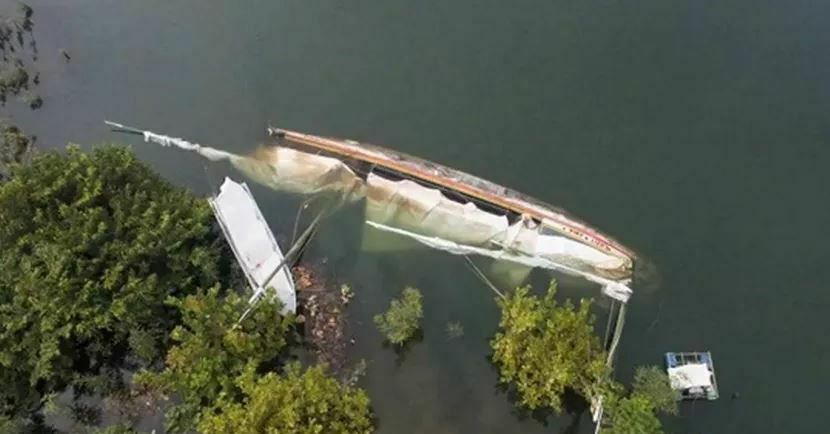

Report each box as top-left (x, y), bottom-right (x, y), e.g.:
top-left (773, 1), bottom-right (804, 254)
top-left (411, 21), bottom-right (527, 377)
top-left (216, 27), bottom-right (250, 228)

top-left (668, 364), bottom-right (713, 390)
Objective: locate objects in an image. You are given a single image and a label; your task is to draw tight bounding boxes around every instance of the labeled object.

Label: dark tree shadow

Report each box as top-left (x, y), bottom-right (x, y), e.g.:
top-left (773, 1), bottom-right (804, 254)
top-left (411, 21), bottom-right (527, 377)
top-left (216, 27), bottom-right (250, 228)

top-left (21, 413), bottom-right (63, 434)
top-left (488, 352), bottom-right (590, 434)
top-left (380, 328), bottom-right (424, 366)
top-left (558, 388), bottom-right (588, 434)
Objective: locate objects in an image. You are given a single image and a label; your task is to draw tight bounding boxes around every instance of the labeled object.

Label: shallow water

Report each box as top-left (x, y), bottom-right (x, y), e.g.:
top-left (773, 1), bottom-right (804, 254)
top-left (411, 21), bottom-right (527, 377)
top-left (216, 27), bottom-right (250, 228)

top-left (6, 0), bottom-right (830, 432)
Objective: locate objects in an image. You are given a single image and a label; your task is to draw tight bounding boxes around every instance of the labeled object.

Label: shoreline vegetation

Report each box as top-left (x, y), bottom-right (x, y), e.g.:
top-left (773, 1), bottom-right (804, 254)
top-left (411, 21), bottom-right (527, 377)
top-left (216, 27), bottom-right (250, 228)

top-left (1, 2), bottom-right (42, 110)
top-left (0, 145), bottom-right (375, 433)
top-left (0, 144), bottom-right (677, 433)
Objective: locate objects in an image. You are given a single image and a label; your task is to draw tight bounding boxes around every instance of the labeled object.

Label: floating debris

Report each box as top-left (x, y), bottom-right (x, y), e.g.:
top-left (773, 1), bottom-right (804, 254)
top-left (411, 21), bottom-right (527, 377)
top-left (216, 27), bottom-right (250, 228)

top-left (446, 321), bottom-right (464, 339)
top-left (20, 89), bottom-right (40, 109)
top-left (293, 264), bottom-right (353, 375)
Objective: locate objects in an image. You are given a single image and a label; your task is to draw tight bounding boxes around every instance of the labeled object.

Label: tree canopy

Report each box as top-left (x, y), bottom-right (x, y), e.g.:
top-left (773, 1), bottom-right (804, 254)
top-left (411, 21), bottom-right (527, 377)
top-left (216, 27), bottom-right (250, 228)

top-left (602, 366), bottom-right (677, 434)
top-left (0, 145), bottom-right (231, 418)
top-left (91, 424), bottom-right (141, 434)
top-left (0, 120), bottom-right (34, 181)
top-left (136, 285), bottom-right (375, 434)
top-left (373, 286), bottom-right (422, 345)
top-left (490, 280), bottom-right (608, 412)
top-left (1, 3), bottom-right (42, 109)
top-left (134, 287), bottom-right (294, 433)
top-left (602, 394), bottom-right (663, 434)
top-left (198, 363), bottom-right (373, 434)
top-left (630, 366), bottom-right (678, 415)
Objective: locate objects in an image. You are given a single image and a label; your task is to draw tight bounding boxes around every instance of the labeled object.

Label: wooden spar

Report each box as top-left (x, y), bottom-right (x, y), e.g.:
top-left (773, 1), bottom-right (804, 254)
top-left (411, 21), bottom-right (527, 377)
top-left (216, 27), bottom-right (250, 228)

top-left (592, 300), bottom-right (628, 434)
top-left (606, 302), bottom-right (627, 365)
top-left (271, 128), bottom-right (636, 263)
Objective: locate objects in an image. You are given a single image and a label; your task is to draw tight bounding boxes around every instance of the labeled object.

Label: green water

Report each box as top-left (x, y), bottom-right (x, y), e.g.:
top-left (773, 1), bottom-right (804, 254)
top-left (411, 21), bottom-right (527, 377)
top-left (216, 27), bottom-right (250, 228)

top-left (6, 0), bottom-right (830, 432)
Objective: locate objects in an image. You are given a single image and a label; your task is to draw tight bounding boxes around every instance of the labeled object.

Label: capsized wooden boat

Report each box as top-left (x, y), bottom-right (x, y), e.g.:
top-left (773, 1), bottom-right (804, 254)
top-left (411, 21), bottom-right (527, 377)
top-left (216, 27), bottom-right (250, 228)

top-left (268, 127), bottom-right (636, 274)
top-left (105, 120), bottom-right (637, 301)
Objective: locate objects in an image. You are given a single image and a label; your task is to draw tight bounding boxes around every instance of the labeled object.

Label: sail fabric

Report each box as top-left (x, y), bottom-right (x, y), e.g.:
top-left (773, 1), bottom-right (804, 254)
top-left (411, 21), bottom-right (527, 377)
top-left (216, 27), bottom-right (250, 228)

top-left (535, 234), bottom-right (625, 270)
top-left (141, 128), bottom-right (363, 196)
top-left (143, 131), bottom-right (240, 162)
top-left (232, 146), bottom-right (364, 196)
top-left (365, 172), bottom-right (509, 246)
top-left (130, 124), bottom-right (633, 300)
top-left (496, 217), bottom-right (628, 281)
top-left (365, 221), bottom-right (632, 302)
top-left (364, 173), bottom-right (629, 286)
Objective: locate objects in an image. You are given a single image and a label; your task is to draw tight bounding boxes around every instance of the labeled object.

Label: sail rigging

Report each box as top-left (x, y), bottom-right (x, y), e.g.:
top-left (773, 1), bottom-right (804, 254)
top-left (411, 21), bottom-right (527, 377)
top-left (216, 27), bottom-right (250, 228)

top-left (105, 121), bottom-right (636, 302)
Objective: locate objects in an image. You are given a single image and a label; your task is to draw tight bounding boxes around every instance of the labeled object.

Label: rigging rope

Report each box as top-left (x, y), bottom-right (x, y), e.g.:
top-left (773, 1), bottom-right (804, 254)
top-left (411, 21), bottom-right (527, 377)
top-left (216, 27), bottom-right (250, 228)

top-left (603, 299), bottom-right (617, 350)
top-left (606, 302), bottom-right (627, 366)
top-left (463, 256), bottom-right (506, 300)
top-left (237, 208), bottom-right (325, 323)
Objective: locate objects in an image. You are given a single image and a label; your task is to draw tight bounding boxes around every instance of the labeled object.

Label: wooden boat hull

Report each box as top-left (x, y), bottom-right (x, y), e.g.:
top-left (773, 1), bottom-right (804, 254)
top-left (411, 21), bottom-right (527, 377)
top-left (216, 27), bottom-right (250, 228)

top-left (270, 127), bottom-right (636, 279)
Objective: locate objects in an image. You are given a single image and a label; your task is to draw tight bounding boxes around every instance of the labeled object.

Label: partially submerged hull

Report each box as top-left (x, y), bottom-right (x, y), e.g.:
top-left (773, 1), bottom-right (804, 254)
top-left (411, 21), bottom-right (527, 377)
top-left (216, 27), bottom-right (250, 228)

top-left (270, 127), bottom-right (635, 280)
top-left (106, 120), bottom-right (637, 301)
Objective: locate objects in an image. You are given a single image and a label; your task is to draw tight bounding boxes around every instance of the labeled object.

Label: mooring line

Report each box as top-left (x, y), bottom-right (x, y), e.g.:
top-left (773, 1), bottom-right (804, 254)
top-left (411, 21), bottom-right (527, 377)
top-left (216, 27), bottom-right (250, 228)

top-left (463, 256), bottom-right (506, 300)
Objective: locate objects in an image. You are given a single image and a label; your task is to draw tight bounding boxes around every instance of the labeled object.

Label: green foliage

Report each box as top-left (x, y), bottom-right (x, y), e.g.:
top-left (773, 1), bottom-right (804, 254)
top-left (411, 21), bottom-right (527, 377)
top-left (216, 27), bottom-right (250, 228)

top-left (374, 287), bottom-right (423, 345)
top-left (198, 363), bottom-right (373, 434)
top-left (490, 280), bottom-right (608, 412)
top-left (0, 120), bottom-right (34, 181)
top-left (602, 367), bottom-right (676, 434)
top-left (603, 394), bottom-right (663, 434)
top-left (0, 146), bottom-right (230, 417)
top-left (0, 4), bottom-right (41, 109)
top-left (632, 366), bottom-right (678, 415)
top-left (127, 328), bottom-right (161, 365)
top-left (134, 287), bottom-right (293, 433)
top-left (90, 424), bottom-right (141, 434)
top-left (0, 62), bottom-right (28, 98)
top-left (0, 415), bottom-right (24, 434)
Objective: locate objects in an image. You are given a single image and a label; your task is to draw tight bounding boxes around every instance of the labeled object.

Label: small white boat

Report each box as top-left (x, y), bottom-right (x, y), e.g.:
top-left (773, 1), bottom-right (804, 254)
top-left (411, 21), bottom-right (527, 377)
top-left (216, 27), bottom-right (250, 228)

top-left (665, 351), bottom-right (719, 400)
top-left (208, 177), bottom-right (296, 314)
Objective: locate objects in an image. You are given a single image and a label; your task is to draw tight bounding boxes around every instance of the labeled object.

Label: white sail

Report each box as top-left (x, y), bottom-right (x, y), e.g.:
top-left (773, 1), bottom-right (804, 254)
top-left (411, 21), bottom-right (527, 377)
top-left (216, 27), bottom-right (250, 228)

top-left (365, 172), bottom-right (509, 245)
top-left (134, 125), bottom-right (363, 197)
top-left (232, 146), bottom-right (364, 197)
top-left (366, 221), bottom-right (632, 302)
top-left (108, 121), bottom-right (634, 302)
top-left (365, 172), bottom-right (630, 287)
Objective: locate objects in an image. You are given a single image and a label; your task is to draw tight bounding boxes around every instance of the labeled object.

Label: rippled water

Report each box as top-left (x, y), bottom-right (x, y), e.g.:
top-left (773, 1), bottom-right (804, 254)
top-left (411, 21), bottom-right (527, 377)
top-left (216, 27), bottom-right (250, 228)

top-left (7, 0), bottom-right (830, 432)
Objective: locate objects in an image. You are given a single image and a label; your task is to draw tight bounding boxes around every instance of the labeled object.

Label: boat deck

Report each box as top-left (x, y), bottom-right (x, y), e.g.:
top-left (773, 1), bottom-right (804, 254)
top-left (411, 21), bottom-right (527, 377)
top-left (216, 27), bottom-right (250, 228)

top-left (665, 351), bottom-right (719, 400)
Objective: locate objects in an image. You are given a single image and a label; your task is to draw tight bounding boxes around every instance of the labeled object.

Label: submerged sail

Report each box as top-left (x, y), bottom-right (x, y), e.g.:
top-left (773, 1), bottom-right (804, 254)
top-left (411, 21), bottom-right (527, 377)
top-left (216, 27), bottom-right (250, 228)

top-left (132, 126), bottom-right (363, 197)
top-left (365, 172), bottom-right (509, 246)
top-left (364, 172), bottom-right (629, 285)
top-left (366, 221), bottom-right (632, 301)
top-left (232, 146), bottom-right (364, 197)
top-left (271, 127), bottom-right (637, 301)
top-left (107, 121), bottom-right (637, 302)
